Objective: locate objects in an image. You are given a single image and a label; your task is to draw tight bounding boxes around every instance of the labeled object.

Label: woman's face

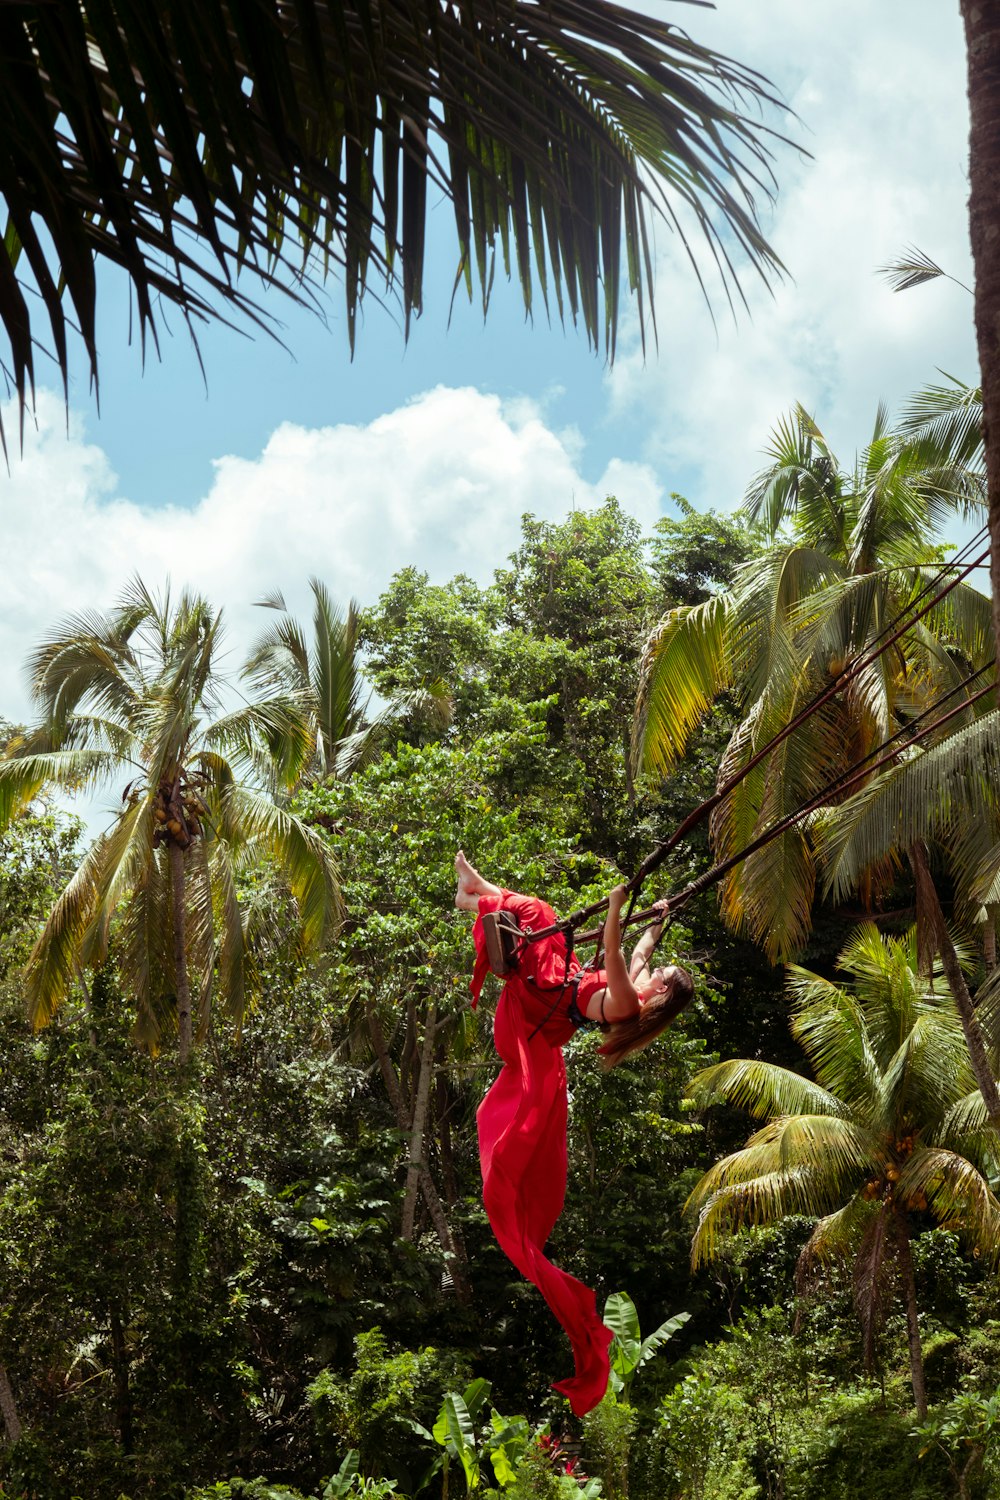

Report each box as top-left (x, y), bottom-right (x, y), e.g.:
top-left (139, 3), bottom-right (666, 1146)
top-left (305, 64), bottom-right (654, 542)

top-left (637, 966), bottom-right (672, 1003)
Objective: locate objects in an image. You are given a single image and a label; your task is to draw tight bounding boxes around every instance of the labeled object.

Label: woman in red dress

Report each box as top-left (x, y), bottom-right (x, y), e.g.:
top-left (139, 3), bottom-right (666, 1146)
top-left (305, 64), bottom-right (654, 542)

top-left (455, 851), bottom-right (692, 1416)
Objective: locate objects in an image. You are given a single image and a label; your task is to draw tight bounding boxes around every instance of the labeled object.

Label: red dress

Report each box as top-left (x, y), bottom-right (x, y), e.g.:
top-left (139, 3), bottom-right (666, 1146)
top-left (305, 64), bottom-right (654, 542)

top-left (470, 889), bottom-right (613, 1417)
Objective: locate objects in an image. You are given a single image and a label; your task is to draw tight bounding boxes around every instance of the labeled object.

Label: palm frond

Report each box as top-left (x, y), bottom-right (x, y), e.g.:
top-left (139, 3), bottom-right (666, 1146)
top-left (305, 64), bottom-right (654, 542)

top-left (79, 800), bottom-right (156, 971)
top-left (787, 966), bottom-right (882, 1112)
top-left (634, 595), bottom-right (732, 776)
top-left (24, 835), bottom-right (107, 1026)
top-left (798, 1196), bottom-right (872, 1276)
top-left (688, 1159), bottom-right (848, 1268)
top-left (896, 376), bottom-right (983, 472)
top-left (686, 1058), bottom-right (847, 1120)
top-left (897, 1147), bottom-right (1000, 1261)
top-left (1, 0), bottom-right (791, 438)
top-left (817, 710), bottom-right (1000, 903)
top-left (878, 1012), bottom-right (974, 1134)
top-left (877, 247), bottom-right (946, 293)
top-left (936, 1089), bottom-right (1000, 1172)
top-left (729, 545), bottom-right (841, 708)
top-left (209, 840), bottom-right (248, 1026)
top-left (743, 405), bottom-right (840, 540)
top-left (0, 749), bottom-right (124, 828)
top-left (222, 787), bottom-right (341, 948)
top-left (118, 847), bottom-right (174, 1051)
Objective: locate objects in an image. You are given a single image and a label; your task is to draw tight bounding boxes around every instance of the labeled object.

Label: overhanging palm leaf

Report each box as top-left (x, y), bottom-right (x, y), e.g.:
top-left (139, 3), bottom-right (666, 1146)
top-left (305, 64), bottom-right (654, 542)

top-left (1, 0), bottom-right (791, 438)
top-left (633, 594), bottom-right (732, 776)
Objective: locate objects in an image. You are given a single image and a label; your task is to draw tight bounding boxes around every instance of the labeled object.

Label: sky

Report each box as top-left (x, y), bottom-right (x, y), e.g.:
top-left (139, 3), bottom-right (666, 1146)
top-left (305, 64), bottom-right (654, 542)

top-left (0, 0), bottom-right (979, 744)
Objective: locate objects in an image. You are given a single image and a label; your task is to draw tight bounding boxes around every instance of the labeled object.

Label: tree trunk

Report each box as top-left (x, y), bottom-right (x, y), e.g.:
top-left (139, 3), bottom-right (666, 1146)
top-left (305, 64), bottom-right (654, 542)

top-left (985, 914), bottom-right (997, 973)
top-left (367, 1006), bottom-right (409, 1126)
top-left (435, 1044), bottom-right (460, 1207)
top-left (368, 1007), bottom-right (471, 1300)
top-left (109, 1308), bottom-right (133, 1454)
top-left (0, 1363), bottom-right (21, 1444)
top-left (401, 1003), bottom-right (437, 1241)
top-left (960, 0), bottom-right (1000, 678)
top-left (622, 728), bottom-right (636, 808)
top-left (911, 843), bottom-right (1000, 1121)
top-left (168, 840), bottom-right (192, 1064)
top-left (895, 1215), bottom-right (928, 1420)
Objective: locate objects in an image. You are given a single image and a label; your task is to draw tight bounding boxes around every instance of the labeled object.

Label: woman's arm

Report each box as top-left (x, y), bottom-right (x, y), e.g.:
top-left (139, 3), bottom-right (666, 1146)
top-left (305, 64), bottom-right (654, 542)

top-left (629, 899), bottom-right (669, 985)
top-left (597, 885), bottom-right (640, 1022)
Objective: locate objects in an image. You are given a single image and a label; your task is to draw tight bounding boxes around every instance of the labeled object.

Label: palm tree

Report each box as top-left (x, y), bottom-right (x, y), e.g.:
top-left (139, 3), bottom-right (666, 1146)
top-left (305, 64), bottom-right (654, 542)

top-left (244, 578), bottom-right (447, 787)
top-left (0, 580), bottom-right (340, 1062)
top-left (635, 401), bottom-right (991, 960)
top-left (1, 0), bottom-right (789, 440)
top-left (958, 3), bottom-right (1000, 677)
top-left (686, 925), bottom-right (1000, 1418)
top-left (814, 702), bottom-right (1000, 1120)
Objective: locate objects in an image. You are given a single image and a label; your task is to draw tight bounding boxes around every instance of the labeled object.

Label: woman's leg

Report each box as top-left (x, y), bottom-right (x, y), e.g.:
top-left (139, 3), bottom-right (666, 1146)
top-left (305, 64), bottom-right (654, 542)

top-left (455, 849), bottom-right (503, 910)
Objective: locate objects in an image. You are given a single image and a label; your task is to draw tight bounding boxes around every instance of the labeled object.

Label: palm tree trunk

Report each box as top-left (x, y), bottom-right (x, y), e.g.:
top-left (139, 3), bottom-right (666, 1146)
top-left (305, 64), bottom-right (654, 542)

top-left (985, 916), bottom-right (997, 974)
top-left (0, 1363), bottom-right (21, 1444)
top-left (911, 843), bottom-right (1000, 1122)
top-left (960, 0), bottom-right (1000, 677)
top-left (401, 1004), bottom-right (437, 1241)
top-left (895, 1214), bottom-right (927, 1420)
top-left (168, 840), bottom-right (192, 1064)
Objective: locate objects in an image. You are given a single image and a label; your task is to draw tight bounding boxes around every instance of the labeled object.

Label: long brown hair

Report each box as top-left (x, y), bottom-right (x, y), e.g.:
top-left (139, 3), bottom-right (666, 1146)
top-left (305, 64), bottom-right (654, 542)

top-left (597, 966), bottom-right (694, 1069)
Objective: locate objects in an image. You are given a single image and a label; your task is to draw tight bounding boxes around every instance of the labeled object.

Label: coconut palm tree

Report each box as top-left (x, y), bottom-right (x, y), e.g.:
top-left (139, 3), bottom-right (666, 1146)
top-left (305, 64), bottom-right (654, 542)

top-left (813, 702), bottom-right (1000, 1119)
top-left (958, 2), bottom-right (1000, 676)
top-left (686, 925), bottom-right (1000, 1418)
top-left (1, 0), bottom-right (789, 440)
top-left (244, 578), bottom-right (448, 787)
top-left (0, 580), bottom-right (340, 1062)
top-left (635, 401), bottom-right (991, 961)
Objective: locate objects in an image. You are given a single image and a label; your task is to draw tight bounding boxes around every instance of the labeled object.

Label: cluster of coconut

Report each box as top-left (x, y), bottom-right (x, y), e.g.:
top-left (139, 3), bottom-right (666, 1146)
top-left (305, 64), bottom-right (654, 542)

top-left (152, 774), bottom-right (209, 849)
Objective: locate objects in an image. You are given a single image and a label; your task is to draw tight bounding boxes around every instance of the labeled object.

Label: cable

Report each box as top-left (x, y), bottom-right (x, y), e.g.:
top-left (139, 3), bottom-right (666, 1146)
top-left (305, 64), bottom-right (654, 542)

top-left (522, 535), bottom-right (992, 946)
top-left (572, 677), bottom-right (996, 945)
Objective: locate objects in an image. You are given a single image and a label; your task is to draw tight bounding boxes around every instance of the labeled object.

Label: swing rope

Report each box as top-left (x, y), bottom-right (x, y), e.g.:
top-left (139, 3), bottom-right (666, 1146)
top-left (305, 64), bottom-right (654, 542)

top-left (518, 533), bottom-right (994, 949)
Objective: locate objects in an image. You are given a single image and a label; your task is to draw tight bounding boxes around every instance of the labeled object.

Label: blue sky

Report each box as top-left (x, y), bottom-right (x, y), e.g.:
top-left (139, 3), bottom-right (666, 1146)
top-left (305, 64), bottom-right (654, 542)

top-left (1, 0), bottom-right (980, 732)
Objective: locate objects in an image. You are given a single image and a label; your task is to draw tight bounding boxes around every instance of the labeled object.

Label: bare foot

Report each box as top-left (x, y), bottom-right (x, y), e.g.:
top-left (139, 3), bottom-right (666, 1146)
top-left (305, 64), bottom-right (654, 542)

top-left (455, 850), bottom-right (501, 909)
top-left (455, 849), bottom-right (481, 909)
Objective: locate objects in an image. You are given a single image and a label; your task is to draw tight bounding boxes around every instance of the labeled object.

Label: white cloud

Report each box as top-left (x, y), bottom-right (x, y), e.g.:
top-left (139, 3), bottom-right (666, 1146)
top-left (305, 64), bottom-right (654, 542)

top-left (609, 0), bottom-right (976, 509)
top-left (0, 385), bottom-right (663, 724)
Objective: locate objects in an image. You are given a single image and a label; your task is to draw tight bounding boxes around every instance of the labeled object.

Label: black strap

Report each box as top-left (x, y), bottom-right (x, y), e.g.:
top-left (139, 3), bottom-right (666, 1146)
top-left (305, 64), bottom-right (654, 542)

top-left (526, 927), bottom-right (576, 1042)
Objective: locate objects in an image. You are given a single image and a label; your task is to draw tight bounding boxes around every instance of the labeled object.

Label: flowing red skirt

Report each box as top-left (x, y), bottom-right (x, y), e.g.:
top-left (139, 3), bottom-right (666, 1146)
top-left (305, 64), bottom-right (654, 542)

top-left (471, 891), bottom-right (612, 1417)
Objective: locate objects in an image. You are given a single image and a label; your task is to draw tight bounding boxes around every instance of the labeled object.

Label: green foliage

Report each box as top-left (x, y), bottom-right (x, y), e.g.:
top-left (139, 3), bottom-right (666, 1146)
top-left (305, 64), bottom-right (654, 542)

top-left (4, 494), bottom-right (998, 1500)
top-left (0, 808), bottom-right (83, 985)
top-left (638, 404), bottom-right (990, 960)
top-left (648, 496), bottom-right (765, 606)
top-left (0, 579), bottom-right (340, 1051)
top-left (581, 1394), bottom-right (636, 1500)
top-left (602, 1291), bottom-right (690, 1400)
top-left (914, 1392), bottom-right (1000, 1499)
top-left (686, 924), bottom-right (1000, 1417)
top-left (308, 1330), bottom-right (468, 1486)
top-left (187, 1481), bottom-right (319, 1500)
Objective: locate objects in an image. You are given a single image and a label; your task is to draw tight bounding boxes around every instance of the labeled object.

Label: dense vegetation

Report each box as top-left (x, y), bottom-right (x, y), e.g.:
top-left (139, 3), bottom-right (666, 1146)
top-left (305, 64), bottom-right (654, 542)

top-left (0, 464), bottom-right (998, 1500)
